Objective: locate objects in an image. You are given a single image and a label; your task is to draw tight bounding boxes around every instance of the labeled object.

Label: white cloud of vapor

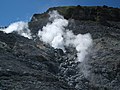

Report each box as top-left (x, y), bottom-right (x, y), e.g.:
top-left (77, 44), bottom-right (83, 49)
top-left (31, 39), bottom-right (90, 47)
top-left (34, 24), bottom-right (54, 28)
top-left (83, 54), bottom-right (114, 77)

top-left (0, 21), bottom-right (32, 39)
top-left (0, 10), bottom-right (92, 62)
top-left (38, 10), bottom-right (93, 62)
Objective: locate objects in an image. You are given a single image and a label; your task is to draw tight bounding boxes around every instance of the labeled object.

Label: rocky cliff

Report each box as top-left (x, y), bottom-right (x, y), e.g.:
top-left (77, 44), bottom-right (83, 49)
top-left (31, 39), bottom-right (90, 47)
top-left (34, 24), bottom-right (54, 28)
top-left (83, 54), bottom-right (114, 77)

top-left (0, 6), bottom-right (120, 90)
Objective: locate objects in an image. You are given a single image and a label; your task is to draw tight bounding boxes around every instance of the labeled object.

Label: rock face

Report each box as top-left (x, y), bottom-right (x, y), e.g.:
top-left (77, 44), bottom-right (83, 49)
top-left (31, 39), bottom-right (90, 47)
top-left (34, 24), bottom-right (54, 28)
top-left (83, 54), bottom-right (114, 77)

top-left (29, 5), bottom-right (120, 35)
top-left (0, 31), bottom-right (75, 90)
top-left (0, 6), bottom-right (120, 90)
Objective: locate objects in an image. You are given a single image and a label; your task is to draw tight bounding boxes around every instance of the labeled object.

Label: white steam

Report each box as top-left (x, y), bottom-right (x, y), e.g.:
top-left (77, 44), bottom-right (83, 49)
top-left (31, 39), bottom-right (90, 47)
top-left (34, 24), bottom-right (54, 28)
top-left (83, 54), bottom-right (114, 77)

top-left (64, 30), bottom-right (92, 62)
top-left (38, 11), bottom-right (93, 62)
top-left (0, 21), bottom-right (31, 39)
top-left (38, 11), bottom-right (68, 51)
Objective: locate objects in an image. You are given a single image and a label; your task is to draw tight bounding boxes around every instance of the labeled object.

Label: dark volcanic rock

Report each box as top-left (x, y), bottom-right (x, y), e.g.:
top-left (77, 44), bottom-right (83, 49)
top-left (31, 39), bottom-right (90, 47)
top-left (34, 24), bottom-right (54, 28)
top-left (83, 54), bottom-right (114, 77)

top-left (28, 13), bottom-right (49, 37)
top-left (29, 5), bottom-right (120, 37)
top-left (28, 6), bottom-right (120, 90)
top-left (0, 6), bottom-right (120, 90)
top-left (0, 31), bottom-right (76, 90)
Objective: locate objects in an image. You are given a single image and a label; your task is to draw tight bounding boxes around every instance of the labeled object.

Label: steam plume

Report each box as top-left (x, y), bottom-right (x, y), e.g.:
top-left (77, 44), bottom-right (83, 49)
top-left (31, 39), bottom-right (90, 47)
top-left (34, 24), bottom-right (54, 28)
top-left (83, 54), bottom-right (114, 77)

top-left (38, 11), bottom-right (93, 62)
top-left (0, 21), bottom-right (31, 39)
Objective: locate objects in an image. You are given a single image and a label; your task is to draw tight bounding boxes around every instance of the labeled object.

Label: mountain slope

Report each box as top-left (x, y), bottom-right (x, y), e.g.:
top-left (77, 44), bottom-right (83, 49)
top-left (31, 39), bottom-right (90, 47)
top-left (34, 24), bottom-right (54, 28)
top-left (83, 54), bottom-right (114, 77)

top-left (0, 31), bottom-right (76, 90)
top-left (0, 6), bottom-right (120, 90)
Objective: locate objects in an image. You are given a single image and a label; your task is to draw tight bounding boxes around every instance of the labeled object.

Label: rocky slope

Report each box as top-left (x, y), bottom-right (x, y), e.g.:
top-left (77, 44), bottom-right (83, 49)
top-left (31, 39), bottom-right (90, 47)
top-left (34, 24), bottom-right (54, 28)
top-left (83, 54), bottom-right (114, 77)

top-left (0, 31), bottom-right (76, 90)
top-left (0, 6), bottom-right (120, 90)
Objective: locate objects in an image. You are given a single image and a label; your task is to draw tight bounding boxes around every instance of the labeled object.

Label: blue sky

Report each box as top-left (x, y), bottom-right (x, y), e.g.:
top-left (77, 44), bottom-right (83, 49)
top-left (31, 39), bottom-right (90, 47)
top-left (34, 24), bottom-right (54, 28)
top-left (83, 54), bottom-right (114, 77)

top-left (0, 0), bottom-right (120, 26)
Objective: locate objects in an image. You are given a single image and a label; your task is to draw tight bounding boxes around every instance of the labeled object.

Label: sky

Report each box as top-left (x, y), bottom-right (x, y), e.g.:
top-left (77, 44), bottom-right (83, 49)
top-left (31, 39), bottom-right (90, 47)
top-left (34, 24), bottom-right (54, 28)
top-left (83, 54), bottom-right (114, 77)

top-left (0, 0), bottom-right (120, 26)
